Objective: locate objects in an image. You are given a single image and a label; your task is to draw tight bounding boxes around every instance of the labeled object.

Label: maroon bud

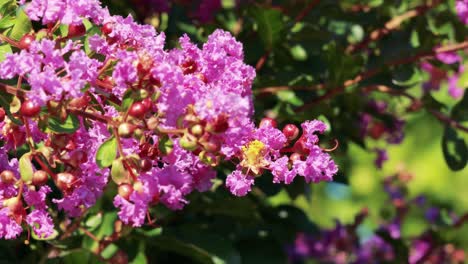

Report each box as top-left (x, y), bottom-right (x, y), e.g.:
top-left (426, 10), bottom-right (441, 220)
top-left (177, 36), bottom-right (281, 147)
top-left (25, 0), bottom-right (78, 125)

top-left (4, 197), bottom-right (25, 221)
top-left (56, 172), bottom-right (76, 193)
top-left (69, 150), bottom-right (88, 167)
top-left (292, 136), bottom-right (310, 155)
top-left (180, 60), bottom-right (197, 75)
top-left (203, 141), bottom-right (220, 153)
top-left (69, 94), bottom-right (91, 109)
top-left (128, 102), bottom-right (146, 118)
top-left (67, 23), bottom-right (86, 38)
top-left (32, 170), bottom-right (48, 186)
top-left (101, 22), bottom-right (113, 35)
top-left (0, 170), bottom-right (16, 185)
top-left (207, 114), bottom-right (229, 134)
top-left (141, 98), bottom-right (153, 111)
top-left (282, 124), bottom-right (299, 141)
top-left (18, 34), bottom-right (35, 50)
top-left (369, 122), bottom-right (386, 139)
top-left (118, 184), bottom-right (133, 200)
top-left (20, 100), bottom-right (41, 117)
top-left (140, 159), bottom-right (152, 172)
top-left (0, 107), bottom-right (5, 122)
top-left (259, 117), bottom-right (277, 128)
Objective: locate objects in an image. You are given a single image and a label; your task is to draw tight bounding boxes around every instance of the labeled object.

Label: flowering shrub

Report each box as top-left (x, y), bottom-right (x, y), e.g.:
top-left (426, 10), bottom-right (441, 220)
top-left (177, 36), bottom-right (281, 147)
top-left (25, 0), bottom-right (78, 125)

top-left (0, 0), bottom-right (466, 262)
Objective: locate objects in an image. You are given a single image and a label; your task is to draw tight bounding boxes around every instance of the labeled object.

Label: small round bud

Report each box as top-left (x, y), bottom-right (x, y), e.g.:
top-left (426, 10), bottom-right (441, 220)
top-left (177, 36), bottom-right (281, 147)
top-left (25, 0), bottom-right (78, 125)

top-left (282, 124), bottom-right (299, 141)
top-left (203, 141), bottom-right (220, 153)
top-left (180, 133), bottom-right (198, 151)
top-left (4, 197), bottom-right (23, 215)
top-left (69, 94), bottom-right (91, 109)
top-left (0, 107), bottom-right (5, 122)
top-left (118, 184), bottom-right (133, 200)
top-left (0, 170), bottom-right (16, 185)
top-left (20, 100), bottom-right (41, 117)
top-left (32, 170), bottom-right (48, 186)
top-left (118, 123), bottom-right (136, 138)
top-left (101, 22), bottom-right (113, 35)
top-left (56, 172), bottom-right (76, 193)
top-left (140, 159), bottom-right (152, 172)
top-left (190, 124), bottom-right (204, 137)
top-left (128, 102), bottom-right (146, 118)
top-left (18, 34), bottom-right (35, 50)
top-left (141, 98), bottom-right (152, 111)
top-left (146, 116), bottom-right (159, 131)
top-left (67, 23), bottom-right (86, 38)
top-left (259, 117), bottom-right (277, 128)
top-left (289, 152), bottom-right (303, 162)
top-left (369, 122), bottom-right (386, 140)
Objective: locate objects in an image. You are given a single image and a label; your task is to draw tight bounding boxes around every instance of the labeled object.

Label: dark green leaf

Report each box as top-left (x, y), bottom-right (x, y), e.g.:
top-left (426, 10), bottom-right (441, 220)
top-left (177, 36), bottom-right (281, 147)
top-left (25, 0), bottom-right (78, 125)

top-left (249, 7), bottom-right (284, 49)
top-left (48, 114), bottom-right (80, 133)
top-left (442, 126), bottom-right (467, 171)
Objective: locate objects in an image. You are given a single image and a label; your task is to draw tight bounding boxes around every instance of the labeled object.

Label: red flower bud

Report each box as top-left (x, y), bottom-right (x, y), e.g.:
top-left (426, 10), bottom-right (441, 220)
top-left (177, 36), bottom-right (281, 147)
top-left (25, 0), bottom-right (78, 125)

top-left (140, 159), bottom-right (152, 172)
top-left (20, 100), bottom-right (41, 117)
top-left (0, 170), bottom-right (16, 185)
top-left (56, 172), bottom-right (76, 193)
top-left (259, 117), bottom-right (277, 128)
top-left (118, 184), bottom-right (133, 200)
top-left (369, 122), bottom-right (386, 140)
top-left (129, 102), bottom-right (147, 118)
top-left (101, 22), bottom-right (113, 35)
top-left (32, 170), bottom-right (48, 186)
top-left (118, 123), bottom-right (136, 138)
top-left (18, 34), bottom-right (35, 50)
top-left (67, 23), bottom-right (86, 38)
top-left (282, 124), bottom-right (299, 141)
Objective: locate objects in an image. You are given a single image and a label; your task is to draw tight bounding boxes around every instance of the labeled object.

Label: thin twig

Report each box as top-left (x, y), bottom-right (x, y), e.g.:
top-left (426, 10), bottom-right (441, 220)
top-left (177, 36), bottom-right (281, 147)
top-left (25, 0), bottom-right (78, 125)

top-left (346, 0), bottom-right (442, 54)
top-left (295, 41), bottom-right (468, 113)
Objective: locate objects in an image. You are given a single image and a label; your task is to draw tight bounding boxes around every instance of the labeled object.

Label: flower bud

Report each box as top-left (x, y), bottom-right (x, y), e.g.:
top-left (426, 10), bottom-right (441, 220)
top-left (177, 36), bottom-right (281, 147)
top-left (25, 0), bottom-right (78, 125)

top-left (146, 116), bottom-right (159, 131)
top-left (56, 172), bottom-right (76, 193)
top-left (369, 122), bottom-right (386, 140)
top-left (69, 94), bottom-right (91, 109)
top-left (118, 184), bottom-right (133, 200)
top-left (190, 124), bottom-right (204, 137)
top-left (4, 197), bottom-right (25, 218)
top-left (180, 133), bottom-right (198, 151)
top-left (289, 153), bottom-right (303, 162)
top-left (20, 100), bottom-right (41, 117)
top-left (0, 170), bottom-right (16, 185)
top-left (140, 159), bottom-right (152, 172)
top-left (206, 114), bottom-right (229, 134)
top-left (101, 22), bottom-right (113, 35)
top-left (282, 124), bottom-right (299, 141)
top-left (259, 117), bottom-right (277, 128)
top-left (292, 136), bottom-right (310, 155)
top-left (0, 107), bottom-right (5, 122)
top-left (118, 123), bottom-right (136, 138)
top-left (32, 170), bottom-right (48, 186)
top-left (128, 102), bottom-right (146, 118)
top-left (18, 34), bottom-right (35, 50)
top-left (67, 23), bottom-right (86, 38)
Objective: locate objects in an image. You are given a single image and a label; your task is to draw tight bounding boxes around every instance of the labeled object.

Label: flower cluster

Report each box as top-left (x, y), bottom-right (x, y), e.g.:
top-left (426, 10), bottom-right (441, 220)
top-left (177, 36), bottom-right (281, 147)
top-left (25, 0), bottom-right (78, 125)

top-left (287, 172), bottom-right (467, 264)
top-left (0, 0), bottom-right (338, 239)
top-left (358, 100), bottom-right (405, 168)
top-left (456, 0), bottom-right (468, 25)
top-left (422, 50), bottom-right (465, 99)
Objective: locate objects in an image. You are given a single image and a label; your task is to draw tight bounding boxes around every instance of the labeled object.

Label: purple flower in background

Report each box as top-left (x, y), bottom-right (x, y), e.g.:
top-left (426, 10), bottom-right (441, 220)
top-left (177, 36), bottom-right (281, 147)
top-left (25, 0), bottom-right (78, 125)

top-left (435, 50), bottom-right (461, 65)
top-left (421, 62), bottom-right (446, 92)
top-left (374, 148), bottom-right (388, 169)
top-left (456, 0), bottom-right (468, 24)
top-left (448, 66), bottom-right (465, 99)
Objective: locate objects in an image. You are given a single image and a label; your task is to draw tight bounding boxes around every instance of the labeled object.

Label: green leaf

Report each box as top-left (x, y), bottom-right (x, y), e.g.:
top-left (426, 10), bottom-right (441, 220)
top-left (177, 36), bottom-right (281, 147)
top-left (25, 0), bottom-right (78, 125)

top-left (276, 90), bottom-right (303, 106)
top-left (442, 126), bottom-right (468, 171)
top-left (19, 152), bottom-right (34, 182)
top-left (8, 8), bottom-right (32, 40)
top-left (48, 114), bottom-right (80, 133)
top-left (158, 135), bottom-right (174, 155)
top-left (31, 228), bottom-right (59, 240)
top-left (148, 236), bottom-right (222, 264)
top-left (0, 42), bottom-right (12, 61)
top-left (451, 92), bottom-right (468, 122)
top-left (85, 212), bottom-right (103, 230)
top-left (96, 136), bottom-right (117, 168)
top-left (111, 158), bottom-right (130, 184)
top-left (392, 65), bottom-right (422, 87)
top-left (249, 7), bottom-right (284, 49)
